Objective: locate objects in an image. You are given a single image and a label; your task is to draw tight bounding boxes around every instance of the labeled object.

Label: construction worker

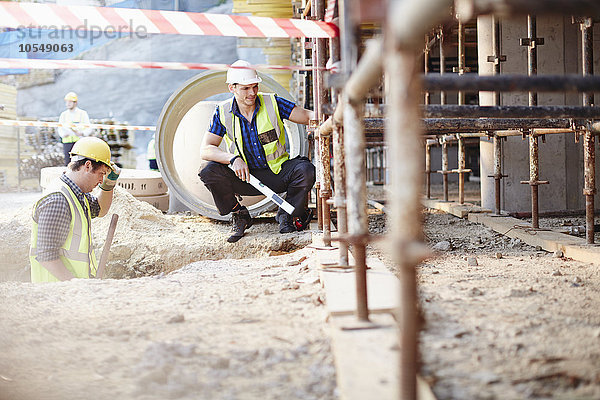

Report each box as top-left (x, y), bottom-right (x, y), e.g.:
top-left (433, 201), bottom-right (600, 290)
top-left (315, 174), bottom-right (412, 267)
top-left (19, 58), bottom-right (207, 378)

top-left (58, 91), bottom-right (93, 166)
top-left (199, 59), bottom-right (315, 243)
top-left (29, 137), bottom-right (121, 282)
top-left (147, 133), bottom-right (158, 171)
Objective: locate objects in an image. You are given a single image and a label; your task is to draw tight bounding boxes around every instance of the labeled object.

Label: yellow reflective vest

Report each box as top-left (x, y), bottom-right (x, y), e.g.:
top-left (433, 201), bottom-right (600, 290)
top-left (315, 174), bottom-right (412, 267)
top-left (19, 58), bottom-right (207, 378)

top-left (29, 180), bottom-right (98, 282)
top-left (218, 93), bottom-right (289, 175)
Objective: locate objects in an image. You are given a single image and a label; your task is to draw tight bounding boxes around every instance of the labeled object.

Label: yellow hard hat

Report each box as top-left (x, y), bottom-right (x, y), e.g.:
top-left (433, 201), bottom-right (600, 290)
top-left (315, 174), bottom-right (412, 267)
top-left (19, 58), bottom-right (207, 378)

top-left (69, 137), bottom-right (112, 169)
top-left (64, 92), bottom-right (78, 102)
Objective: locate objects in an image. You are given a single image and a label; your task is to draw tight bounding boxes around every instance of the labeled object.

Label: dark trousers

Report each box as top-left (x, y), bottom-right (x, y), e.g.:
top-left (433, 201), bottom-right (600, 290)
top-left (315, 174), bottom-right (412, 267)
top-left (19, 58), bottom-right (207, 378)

top-left (199, 156), bottom-right (315, 218)
top-left (62, 142), bottom-right (75, 166)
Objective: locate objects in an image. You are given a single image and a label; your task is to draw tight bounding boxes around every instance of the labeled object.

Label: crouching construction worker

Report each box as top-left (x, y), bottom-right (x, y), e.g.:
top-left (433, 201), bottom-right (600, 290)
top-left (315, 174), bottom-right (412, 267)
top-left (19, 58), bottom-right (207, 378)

top-left (199, 60), bottom-right (315, 243)
top-left (29, 137), bottom-right (121, 282)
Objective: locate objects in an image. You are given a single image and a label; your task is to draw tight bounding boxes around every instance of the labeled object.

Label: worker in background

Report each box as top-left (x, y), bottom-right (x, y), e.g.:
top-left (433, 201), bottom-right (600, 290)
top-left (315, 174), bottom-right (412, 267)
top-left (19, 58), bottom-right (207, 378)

top-left (58, 92), bottom-right (93, 166)
top-left (199, 60), bottom-right (315, 243)
top-left (147, 133), bottom-right (158, 171)
top-left (29, 137), bottom-right (121, 282)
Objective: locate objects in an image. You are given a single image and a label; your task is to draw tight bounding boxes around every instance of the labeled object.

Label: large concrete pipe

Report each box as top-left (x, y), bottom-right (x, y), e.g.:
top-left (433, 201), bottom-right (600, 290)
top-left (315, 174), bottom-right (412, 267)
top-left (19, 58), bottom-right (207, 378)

top-left (156, 70), bottom-right (308, 220)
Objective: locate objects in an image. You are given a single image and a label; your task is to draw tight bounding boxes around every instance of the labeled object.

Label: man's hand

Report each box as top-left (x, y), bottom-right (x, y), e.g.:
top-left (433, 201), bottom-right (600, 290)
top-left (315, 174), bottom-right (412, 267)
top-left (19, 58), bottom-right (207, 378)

top-left (100, 162), bottom-right (121, 191)
top-left (231, 157), bottom-right (250, 183)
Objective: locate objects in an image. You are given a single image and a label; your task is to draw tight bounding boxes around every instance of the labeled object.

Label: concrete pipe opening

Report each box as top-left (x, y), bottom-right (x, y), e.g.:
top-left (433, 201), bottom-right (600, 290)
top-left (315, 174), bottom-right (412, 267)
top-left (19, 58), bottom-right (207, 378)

top-left (156, 70), bottom-right (308, 220)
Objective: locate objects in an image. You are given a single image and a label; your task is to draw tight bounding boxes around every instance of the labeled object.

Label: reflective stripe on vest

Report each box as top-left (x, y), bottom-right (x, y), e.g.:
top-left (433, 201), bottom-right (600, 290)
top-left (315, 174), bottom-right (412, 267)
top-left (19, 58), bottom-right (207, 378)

top-left (29, 180), bottom-right (97, 282)
top-left (219, 93), bottom-right (289, 175)
top-left (61, 109), bottom-right (85, 143)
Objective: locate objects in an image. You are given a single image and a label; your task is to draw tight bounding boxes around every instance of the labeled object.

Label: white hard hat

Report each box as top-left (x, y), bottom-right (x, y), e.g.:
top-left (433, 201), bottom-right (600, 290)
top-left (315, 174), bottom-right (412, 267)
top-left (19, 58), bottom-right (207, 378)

top-left (226, 60), bottom-right (262, 85)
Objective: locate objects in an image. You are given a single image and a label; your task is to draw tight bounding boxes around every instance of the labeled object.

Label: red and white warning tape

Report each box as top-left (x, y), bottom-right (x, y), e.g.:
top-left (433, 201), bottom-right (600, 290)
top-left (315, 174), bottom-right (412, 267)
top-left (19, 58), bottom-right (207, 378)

top-left (0, 119), bottom-right (155, 131)
top-left (0, 2), bottom-right (338, 38)
top-left (325, 0), bottom-right (336, 22)
top-left (0, 57), bottom-right (326, 72)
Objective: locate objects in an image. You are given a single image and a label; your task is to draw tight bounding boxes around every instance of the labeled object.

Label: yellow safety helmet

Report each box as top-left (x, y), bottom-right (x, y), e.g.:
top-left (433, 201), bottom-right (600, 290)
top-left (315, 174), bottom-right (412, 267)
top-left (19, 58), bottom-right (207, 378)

top-left (69, 137), bottom-right (112, 169)
top-left (64, 92), bottom-right (78, 102)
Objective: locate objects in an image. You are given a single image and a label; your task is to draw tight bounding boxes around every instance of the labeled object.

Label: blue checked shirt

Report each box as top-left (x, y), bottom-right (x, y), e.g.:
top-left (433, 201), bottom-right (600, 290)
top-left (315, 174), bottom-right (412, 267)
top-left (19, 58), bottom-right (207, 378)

top-left (208, 94), bottom-right (296, 169)
top-left (33, 173), bottom-right (100, 262)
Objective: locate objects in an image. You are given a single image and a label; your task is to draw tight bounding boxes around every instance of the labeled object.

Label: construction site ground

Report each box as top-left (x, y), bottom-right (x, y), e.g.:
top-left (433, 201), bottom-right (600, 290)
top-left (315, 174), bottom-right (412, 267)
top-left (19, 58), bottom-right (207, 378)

top-left (1, 182), bottom-right (600, 399)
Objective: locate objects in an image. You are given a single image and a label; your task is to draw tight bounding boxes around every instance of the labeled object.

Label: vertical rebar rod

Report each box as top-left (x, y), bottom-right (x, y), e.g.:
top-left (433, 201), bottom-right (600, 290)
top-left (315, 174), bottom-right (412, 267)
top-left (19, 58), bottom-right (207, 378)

top-left (439, 27), bottom-right (446, 105)
top-left (340, 0), bottom-right (368, 321)
top-left (528, 15), bottom-right (540, 228)
top-left (386, 42), bottom-right (422, 400)
top-left (582, 17), bottom-right (596, 244)
top-left (492, 16), bottom-right (501, 106)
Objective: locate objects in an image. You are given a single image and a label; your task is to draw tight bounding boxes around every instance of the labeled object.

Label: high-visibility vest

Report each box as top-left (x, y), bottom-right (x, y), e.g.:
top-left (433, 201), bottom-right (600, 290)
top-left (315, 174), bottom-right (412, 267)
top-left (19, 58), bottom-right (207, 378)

top-left (29, 180), bottom-right (98, 282)
top-left (147, 138), bottom-right (156, 160)
top-left (218, 93), bottom-right (289, 175)
top-left (60, 109), bottom-right (87, 143)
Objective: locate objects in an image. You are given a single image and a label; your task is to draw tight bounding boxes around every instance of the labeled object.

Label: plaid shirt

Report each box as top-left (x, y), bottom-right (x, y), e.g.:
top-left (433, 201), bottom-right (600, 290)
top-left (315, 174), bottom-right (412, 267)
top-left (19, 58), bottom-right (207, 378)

top-left (33, 173), bottom-right (100, 262)
top-left (208, 94), bottom-right (296, 169)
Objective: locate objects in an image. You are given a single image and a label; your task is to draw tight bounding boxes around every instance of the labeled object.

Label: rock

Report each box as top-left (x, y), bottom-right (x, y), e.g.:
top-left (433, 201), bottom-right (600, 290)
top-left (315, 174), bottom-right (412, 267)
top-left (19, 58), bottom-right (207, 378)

top-left (469, 287), bottom-right (484, 297)
top-left (552, 270), bottom-right (563, 276)
top-left (553, 250), bottom-right (564, 258)
top-left (264, 289), bottom-right (274, 295)
top-left (495, 252), bottom-right (502, 259)
top-left (535, 246), bottom-right (542, 251)
top-left (508, 238), bottom-right (522, 248)
top-left (167, 314), bottom-right (185, 324)
top-left (467, 257), bottom-right (478, 266)
top-left (573, 276), bottom-right (583, 284)
top-left (432, 241), bottom-right (451, 251)
top-left (287, 260), bottom-right (301, 266)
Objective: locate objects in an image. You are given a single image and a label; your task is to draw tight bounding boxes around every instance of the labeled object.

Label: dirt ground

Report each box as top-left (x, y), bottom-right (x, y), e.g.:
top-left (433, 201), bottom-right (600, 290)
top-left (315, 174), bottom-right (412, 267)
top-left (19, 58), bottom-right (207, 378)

top-left (1, 183), bottom-right (600, 399)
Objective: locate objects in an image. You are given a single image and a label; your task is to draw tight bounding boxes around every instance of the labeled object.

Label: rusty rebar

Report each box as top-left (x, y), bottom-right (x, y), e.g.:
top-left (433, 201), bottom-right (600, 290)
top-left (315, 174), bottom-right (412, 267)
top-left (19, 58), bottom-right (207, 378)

top-left (425, 140), bottom-right (435, 199)
top-left (424, 33), bottom-right (431, 105)
top-left (332, 116), bottom-right (349, 265)
top-left (581, 17), bottom-right (595, 244)
top-left (439, 138), bottom-right (449, 201)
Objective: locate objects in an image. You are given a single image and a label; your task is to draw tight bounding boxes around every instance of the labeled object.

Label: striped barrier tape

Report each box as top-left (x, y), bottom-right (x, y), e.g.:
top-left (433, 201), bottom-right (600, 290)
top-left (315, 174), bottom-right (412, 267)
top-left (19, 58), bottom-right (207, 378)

top-left (0, 2), bottom-right (338, 38)
top-left (0, 119), bottom-right (155, 131)
top-left (325, 0), bottom-right (336, 22)
top-left (0, 57), bottom-right (328, 72)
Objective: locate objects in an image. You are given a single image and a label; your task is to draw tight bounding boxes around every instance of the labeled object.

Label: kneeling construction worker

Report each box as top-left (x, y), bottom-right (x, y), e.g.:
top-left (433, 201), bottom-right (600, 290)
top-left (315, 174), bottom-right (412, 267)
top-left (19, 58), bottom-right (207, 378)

top-left (29, 137), bottom-right (121, 282)
top-left (199, 60), bottom-right (315, 243)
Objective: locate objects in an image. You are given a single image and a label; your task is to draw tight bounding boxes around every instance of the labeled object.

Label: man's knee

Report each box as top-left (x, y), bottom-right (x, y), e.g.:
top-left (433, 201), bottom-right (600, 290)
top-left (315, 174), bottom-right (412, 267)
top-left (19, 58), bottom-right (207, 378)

top-left (199, 161), bottom-right (226, 184)
top-left (295, 160), bottom-right (315, 187)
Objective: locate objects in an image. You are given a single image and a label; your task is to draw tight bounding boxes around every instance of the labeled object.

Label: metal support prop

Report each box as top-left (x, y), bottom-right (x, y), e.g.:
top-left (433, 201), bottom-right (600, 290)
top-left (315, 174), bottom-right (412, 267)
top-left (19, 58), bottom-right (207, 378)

top-left (333, 116), bottom-right (349, 265)
top-left (520, 15), bottom-right (547, 229)
top-left (438, 137), bottom-right (450, 201)
top-left (489, 136), bottom-right (508, 214)
top-left (452, 136), bottom-right (472, 204)
top-left (340, 0), bottom-right (368, 321)
top-left (438, 26), bottom-right (447, 105)
top-left (314, 0), bottom-right (331, 245)
top-left (311, 0), bottom-right (323, 232)
top-left (425, 139), bottom-right (436, 199)
top-left (386, 22), bottom-right (424, 400)
top-left (424, 33), bottom-right (431, 105)
top-left (581, 17), bottom-right (596, 244)
top-left (457, 20), bottom-right (467, 106)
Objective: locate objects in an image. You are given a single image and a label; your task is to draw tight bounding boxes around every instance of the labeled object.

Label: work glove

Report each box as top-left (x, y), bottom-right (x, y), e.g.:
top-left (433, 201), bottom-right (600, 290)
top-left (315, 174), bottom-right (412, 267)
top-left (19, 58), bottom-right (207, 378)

top-left (100, 162), bottom-right (121, 191)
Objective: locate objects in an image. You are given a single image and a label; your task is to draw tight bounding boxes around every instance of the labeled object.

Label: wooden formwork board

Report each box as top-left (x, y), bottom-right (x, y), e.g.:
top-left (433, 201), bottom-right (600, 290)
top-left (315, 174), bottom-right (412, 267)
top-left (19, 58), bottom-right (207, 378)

top-left (422, 198), bottom-right (491, 218)
top-left (468, 213), bottom-right (600, 265)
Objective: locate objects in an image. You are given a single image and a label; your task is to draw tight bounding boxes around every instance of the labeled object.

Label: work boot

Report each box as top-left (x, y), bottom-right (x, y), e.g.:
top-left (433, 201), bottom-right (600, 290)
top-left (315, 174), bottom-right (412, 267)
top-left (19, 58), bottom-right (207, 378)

top-left (276, 213), bottom-right (296, 234)
top-left (227, 207), bottom-right (252, 243)
top-left (294, 208), bottom-right (313, 232)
